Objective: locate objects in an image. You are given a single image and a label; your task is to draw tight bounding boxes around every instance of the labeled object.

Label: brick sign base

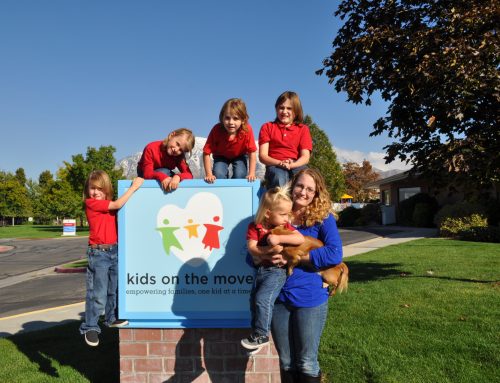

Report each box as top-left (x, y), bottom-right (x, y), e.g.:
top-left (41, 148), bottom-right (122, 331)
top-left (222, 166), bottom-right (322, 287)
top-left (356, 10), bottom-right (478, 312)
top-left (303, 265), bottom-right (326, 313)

top-left (119, 328), bottom-right (281, 382)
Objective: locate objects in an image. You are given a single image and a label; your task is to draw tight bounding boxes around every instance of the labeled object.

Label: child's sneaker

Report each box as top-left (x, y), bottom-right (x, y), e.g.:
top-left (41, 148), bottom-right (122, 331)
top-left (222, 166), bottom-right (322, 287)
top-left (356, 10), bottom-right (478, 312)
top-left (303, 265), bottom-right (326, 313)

top-left (241, 333), bottom-right (269, 350)
top-left (85, 330), bottom-right (99, 347)
top-left (109, 320), bottom-right (129, 328)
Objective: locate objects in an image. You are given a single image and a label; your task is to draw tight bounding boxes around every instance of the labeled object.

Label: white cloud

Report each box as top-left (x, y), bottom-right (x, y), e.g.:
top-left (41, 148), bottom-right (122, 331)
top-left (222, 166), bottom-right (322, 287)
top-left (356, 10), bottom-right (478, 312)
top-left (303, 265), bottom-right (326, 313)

top-left (334, 147), bottom-right (411, 172)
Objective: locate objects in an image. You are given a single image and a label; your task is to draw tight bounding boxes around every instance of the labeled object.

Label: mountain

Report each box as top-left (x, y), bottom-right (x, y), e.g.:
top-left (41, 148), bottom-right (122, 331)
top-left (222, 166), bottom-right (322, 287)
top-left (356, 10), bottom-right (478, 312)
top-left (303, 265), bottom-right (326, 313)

top-left (116, 137), bottom-right (405, 180)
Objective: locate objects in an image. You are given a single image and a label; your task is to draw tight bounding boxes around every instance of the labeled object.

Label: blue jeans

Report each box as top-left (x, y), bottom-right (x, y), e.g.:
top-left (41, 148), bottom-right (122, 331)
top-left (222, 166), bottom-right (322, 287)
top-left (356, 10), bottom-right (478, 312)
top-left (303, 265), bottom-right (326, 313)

top-left (79, 246), bottom-right (119, 334)
top-left (137, 167), bottom-right (174, 177)
top-left (265, 165), bottom-right (307, 189)
top-left (251, 265), bottom-right (287, 336)
top-left (213, 155), bottom-right (248, 179)
top-left (271, 300), bottom-right (328, 377)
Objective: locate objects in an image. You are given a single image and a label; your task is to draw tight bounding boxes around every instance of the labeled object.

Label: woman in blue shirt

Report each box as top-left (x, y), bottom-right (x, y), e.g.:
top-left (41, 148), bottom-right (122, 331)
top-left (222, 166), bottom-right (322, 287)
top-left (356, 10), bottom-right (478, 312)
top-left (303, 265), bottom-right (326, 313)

top-left (249, 168), bottom-right (343, 382)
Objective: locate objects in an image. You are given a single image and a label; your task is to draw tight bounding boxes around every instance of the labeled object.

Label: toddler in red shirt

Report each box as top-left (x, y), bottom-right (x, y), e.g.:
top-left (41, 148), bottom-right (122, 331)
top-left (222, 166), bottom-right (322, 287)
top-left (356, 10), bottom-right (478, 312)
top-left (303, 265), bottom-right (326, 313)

top-left (241, 186), bottom-right (304, 351)
top-left (137, 128), bottom-right (195, 191)
top-left (79, 170), bottom-right (143, 347)
top-left (203, 98), bottom-right (257, 183)
top-left (258, 91), bottom-right (313, 189)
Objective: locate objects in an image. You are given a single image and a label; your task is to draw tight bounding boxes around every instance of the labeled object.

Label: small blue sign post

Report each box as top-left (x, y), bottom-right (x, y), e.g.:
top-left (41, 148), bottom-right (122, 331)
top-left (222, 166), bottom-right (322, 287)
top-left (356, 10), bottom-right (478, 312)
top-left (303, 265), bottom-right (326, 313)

top-left (117, 179), bottom-right (261, 328)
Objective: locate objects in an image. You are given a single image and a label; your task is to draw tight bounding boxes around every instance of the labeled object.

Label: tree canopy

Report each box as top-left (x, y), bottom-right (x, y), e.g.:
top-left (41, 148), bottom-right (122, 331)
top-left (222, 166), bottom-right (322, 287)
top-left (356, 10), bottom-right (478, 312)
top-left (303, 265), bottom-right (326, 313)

top-left (318, 0), bottom-right (499, 188)
top-left (306, 115), bottom-right (346, 201)
top-left (342, 160), bottom-right (380, 202)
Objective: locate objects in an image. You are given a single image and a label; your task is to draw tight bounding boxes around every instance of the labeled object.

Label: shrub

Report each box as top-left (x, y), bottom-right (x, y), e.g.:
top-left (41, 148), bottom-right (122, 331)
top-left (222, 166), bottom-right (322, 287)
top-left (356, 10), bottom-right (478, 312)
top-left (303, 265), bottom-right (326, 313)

top-left (459, 226), bottom-right (500, 243)
top-left (434, 202), bottom-right (486, 227)
top-left (484, 199), bottom-right (500, 226)
top-left (412, 203), bottom-right (435, 227)
top-left (359, 203), bottom-right (381, 225)
top-left (338, 206), bottom-right (361, 227)
top-left (398, 193), bottom-right (439, 226)
top-left (439, 214), bottom-right (488, 237)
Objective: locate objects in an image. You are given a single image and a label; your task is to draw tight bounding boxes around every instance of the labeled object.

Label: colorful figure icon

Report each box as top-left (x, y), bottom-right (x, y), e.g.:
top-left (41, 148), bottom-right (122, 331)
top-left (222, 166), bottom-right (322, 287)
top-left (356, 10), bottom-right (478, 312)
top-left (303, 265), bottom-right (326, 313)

top-left (202, 215), bottom-right (224, 251)
top-left (156, 219), bottom-right (183, 255)
top-left (184, 218), bottom-right (200, 239)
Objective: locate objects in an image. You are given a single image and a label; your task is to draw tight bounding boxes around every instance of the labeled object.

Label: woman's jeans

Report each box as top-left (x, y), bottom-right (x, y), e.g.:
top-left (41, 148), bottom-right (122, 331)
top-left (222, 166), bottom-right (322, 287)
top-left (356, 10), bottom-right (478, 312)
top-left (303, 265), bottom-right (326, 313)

top-left (79, 246), bottom-right (119, 334)
top-left (213, 155), bottom-right (248, 179)
top-left (251, 265), bottom-right (287, 336)
top-left (271, 300), bottom-right (328, 377)
top-left (265, 165), bottom-right (307, 189)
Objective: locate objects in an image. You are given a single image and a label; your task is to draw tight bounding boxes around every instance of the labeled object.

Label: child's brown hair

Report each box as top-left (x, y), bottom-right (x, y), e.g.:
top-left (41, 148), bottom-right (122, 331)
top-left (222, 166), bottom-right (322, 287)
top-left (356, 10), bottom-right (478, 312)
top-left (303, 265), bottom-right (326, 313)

top-left (84, 170), bottom-right (113, 201)
top-left (219, 98), bottom-right (249, 132)
top-left (275, 91), bottom-right (304, 124)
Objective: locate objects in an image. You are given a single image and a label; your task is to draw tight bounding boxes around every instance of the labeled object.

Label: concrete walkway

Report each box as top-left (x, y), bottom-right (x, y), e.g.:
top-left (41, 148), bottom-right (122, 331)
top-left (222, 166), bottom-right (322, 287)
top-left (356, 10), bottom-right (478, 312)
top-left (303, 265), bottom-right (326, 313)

top-left (0, 227), bottom-right (437, 338)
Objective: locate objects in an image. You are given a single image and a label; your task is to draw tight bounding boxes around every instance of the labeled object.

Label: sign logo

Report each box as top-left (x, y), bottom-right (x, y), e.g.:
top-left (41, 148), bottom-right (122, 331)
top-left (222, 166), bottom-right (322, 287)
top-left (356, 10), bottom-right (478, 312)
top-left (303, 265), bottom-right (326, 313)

top-left (156, 192), bottom-right (224, 266)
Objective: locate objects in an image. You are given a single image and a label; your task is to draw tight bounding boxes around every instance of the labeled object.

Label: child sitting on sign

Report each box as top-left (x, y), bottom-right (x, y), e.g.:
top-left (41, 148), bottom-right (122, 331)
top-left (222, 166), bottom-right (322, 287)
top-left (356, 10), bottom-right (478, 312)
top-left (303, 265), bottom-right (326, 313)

top-left (203, 98), bottom-right (257, 183)
top-left (137, 128), bottom-right (195, 191)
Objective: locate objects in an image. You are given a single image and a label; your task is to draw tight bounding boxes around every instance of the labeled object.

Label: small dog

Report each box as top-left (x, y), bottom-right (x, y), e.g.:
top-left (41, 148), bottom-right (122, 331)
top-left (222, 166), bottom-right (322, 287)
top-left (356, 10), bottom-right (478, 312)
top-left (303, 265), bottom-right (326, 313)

top-left (271, 226), bottom-right (349, 296)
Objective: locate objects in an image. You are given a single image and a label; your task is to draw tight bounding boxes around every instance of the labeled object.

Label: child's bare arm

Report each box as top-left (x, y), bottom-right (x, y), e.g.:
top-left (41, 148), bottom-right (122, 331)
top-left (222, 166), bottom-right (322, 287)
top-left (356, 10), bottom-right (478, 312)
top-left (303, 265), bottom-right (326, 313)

top-left (289, 149), bottom-right (311, 169)
top-left (203, 153), bottom-right (216, 183)
top-left (108, 177), bottom-right (144, 210)
top-left (246, 152), bottom-right (257, 182)
top-left (258, 143), bottom-right (281, 166)
top-left (267, 231), bottom-right (305, 246)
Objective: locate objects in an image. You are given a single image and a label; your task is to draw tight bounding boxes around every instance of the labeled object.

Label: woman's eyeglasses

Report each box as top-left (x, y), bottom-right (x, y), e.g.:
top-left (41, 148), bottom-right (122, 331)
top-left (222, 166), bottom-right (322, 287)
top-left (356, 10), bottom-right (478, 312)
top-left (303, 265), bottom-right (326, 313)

top-left (293, 183), bottom-right (316, 195)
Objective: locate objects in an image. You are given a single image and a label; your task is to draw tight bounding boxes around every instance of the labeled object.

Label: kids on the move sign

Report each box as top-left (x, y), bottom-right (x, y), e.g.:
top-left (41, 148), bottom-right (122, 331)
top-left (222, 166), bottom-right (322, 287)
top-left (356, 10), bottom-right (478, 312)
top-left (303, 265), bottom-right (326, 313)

top-left (117, 179), bottom-right (261, 328)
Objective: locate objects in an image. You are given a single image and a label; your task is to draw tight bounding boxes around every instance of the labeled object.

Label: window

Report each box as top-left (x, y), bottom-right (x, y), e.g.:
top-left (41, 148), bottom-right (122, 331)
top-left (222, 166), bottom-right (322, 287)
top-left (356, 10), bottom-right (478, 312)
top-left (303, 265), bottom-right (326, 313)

top-left (398, 187), bottom-right (421, 201)
top-left (382, 190), bottom-right (391, 205)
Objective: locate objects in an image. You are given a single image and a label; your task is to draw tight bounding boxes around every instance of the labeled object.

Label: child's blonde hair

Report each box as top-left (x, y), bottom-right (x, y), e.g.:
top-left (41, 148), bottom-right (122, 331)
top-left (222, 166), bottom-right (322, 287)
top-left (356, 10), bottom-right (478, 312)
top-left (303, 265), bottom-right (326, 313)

top-left (254, 185), bottom-right (292, 225)
top-left (275, 91), bottom-right (304, 124)
top-left (84, 170), bottom-right (113, 201)
top-left (162, 128), bottom-right (196, 156)
top-left (219, 98), bottom-right (249, 132)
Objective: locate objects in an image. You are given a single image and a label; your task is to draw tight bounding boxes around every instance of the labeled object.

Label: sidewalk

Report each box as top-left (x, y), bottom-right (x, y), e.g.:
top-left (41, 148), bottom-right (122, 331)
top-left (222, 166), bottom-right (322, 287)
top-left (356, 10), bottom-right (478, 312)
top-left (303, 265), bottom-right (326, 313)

top-left (0, 227), bottom-right (437, 338)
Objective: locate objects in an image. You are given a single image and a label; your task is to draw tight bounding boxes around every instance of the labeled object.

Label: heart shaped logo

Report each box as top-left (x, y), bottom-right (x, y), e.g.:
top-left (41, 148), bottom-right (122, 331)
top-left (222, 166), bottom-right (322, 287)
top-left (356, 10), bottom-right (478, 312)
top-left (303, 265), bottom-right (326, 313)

top-left (156, 192), bottom-right (224, 266)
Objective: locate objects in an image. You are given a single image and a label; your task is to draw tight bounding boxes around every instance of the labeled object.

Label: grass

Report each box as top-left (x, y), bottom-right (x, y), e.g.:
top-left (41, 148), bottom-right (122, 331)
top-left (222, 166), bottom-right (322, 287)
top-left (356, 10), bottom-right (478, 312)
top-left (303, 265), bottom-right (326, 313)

top-left (58, 259), bottom-right (88, 269)
top-left (0, 322), bottom-right (118, 382)
top-left (320, 238), bottom-right (500, 383)
top-left (0, 238), bottom-right (498, 382)
top-left (0, 225), bottom-right (89, 239)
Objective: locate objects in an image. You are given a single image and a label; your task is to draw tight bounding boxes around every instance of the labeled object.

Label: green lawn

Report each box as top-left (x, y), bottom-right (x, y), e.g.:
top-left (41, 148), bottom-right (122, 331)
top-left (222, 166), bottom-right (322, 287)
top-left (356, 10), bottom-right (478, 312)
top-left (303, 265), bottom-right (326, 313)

top-left (0, 238), bottom-right (498, 382)
top-left (0, 225), bottom-right (89, 239)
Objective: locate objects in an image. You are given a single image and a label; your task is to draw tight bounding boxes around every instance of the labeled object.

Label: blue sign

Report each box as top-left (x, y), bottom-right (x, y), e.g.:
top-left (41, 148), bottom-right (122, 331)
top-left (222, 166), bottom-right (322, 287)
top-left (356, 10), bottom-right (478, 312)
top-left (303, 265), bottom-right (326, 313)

top-left (117, 179), bottom-right (261, 328)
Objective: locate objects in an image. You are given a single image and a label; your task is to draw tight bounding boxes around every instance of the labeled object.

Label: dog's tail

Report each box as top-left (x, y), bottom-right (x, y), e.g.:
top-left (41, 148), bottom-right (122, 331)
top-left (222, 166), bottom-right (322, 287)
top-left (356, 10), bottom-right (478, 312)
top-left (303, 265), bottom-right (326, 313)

top-left (330, 263), bottom-right (349, 296)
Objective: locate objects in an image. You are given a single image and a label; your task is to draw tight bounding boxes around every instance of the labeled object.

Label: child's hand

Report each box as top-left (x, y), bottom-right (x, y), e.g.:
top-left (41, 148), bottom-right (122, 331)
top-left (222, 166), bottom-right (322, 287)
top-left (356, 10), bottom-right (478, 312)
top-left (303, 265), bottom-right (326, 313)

top-left (205, 174), bottom-right (216, 183)
top-left (246, 173), bottom-right (256, 182)
top-left (267, 234), bottom-right (280, 246)
top-left (131, 177), bottom-right (144, 190)
top-left (161, 177), bottom-right (172, 191)
top-left (167, 175), bottom-right (181, 191)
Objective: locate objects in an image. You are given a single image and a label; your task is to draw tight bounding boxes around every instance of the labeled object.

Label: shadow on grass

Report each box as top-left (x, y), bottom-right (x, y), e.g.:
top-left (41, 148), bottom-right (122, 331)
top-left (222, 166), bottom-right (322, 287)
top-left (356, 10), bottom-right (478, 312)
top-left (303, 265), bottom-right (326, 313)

top-left (346, 260), bottom-right (409, 283)
top-left (5, 319), bottom-right (119, 381)
top-left (35, 226), bottom-right (89, 233)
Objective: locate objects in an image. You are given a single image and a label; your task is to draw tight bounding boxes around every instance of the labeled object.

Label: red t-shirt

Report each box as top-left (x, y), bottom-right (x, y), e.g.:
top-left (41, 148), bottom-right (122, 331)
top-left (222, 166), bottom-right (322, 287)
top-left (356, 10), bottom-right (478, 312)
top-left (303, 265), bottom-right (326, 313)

top-left (85, 199), bottom-right (117, 245)
top-left (203, 123), bottom-right (257, 160)
top-left (258, 121), bottom-right (313, 161)
top-left (246, 222), bottom-right (296, 246)
top-left (137, 140), bottom-right (193, 182)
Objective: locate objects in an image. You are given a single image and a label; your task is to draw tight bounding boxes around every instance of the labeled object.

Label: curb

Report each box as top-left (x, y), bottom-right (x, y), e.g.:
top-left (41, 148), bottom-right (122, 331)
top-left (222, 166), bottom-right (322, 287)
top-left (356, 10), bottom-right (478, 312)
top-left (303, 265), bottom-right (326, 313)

top-left (54, 266), bottom-right (86, 273)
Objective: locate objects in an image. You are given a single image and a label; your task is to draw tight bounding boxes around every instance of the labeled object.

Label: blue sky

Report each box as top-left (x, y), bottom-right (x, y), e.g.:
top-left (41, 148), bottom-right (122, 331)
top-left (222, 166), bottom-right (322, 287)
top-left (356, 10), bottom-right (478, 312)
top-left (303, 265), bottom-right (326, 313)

top-left (0, 0), bottom-right (408, 180)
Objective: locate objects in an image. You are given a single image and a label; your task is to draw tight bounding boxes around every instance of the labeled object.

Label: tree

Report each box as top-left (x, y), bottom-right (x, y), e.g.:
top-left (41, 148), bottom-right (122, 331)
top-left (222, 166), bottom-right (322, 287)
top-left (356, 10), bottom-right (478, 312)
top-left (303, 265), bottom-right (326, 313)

top-left (64, 145), bottom-right (124, 199)
top-left (342, 160), bottom-right (380, 202)
top-left (0, 171), bottom-right (32, 225)
top-left (318, 0), bottom-right (500, 189)
top-left (15, 168), bottom-right (27, 186)
top-left (305, 115), bottom-right (346, 201)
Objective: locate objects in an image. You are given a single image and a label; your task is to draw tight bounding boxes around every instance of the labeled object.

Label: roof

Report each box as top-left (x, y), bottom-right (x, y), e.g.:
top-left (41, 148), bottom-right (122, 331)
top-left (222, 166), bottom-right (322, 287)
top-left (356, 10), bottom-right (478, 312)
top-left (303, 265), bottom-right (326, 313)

top-left (365, 171), bottom-right (410, 188)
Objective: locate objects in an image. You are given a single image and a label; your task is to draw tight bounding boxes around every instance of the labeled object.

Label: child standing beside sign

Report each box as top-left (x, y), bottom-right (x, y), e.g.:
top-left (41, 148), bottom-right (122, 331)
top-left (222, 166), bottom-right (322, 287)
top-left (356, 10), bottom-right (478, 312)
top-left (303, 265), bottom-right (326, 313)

top-left (203, 98), bottom-right (257, 183)
top-left (80, 170), bottom-right (143, 347)
top-left (242, 186), bottom-right (304, 350)
top-left (137, 128), bottom-right (195, 191)
top-left (258, 91), bottom-right (313, 189)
